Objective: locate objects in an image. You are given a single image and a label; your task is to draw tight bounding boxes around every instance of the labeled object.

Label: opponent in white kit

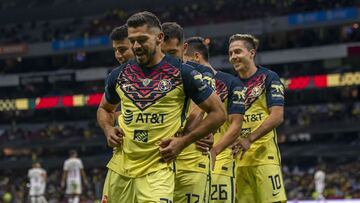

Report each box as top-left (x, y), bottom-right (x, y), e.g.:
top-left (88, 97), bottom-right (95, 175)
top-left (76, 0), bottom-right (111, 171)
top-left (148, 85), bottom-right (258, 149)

top-left (61, 150), bottom-right (88, 203)
top-left (28, 162), bottom-right (47, 203)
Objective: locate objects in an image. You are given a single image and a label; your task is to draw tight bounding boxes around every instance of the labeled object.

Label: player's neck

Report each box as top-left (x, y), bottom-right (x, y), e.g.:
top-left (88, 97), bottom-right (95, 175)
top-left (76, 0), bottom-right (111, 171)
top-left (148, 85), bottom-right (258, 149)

top-left (145, 50), bottom-right (165, 68)
top-left (239, 64), bottom-right (257, 79)
top-left (202, 61), bottom-right (217, 74)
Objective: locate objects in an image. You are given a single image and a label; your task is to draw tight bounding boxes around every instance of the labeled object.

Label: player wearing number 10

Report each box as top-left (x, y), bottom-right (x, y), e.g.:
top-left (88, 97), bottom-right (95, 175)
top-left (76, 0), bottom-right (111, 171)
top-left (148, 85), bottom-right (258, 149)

top-left (229, 34), bottom-right (287, 203)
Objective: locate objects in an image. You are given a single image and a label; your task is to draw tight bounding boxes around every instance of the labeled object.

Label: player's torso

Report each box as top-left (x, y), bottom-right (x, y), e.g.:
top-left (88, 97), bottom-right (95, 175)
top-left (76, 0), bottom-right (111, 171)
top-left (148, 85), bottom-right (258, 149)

top-left (28, 169), bottom-right (45, 185)
top-left (112, 60), bottom-right (189, 177)
top-left (212, 73), bottom-right (235, 176)
top-left (239, 68), bottom-right (280, 166)
top-left (66, 159), bottom-right (81, 181)
top-left (175, 62), bottom-right (214, 174)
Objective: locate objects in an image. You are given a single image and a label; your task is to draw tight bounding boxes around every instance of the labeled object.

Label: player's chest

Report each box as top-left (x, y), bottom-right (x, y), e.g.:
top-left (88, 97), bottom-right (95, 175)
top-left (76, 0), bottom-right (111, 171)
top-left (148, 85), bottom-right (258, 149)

top-left (243, 73), bottom-right (267, 110)
top-left (116, 65), bottom-right (185, 110)
top-left (215, 79), bottom-right (228, 102)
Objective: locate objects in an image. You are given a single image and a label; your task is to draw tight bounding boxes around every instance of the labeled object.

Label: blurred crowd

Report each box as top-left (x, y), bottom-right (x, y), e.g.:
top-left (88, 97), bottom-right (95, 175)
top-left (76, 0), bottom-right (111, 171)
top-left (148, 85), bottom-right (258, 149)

top-left (284, 101), bottom-right (360, 127)
top-left (0, 0), bottom-right (358, 44)
top-left (1, 23), bottom-right (360, 75)
top-left (0, 167), bottom-right (106, 203)
top-left (0, 122), bottom-right (101, 145)
top-left (284, 161), bottom-right (360, 200)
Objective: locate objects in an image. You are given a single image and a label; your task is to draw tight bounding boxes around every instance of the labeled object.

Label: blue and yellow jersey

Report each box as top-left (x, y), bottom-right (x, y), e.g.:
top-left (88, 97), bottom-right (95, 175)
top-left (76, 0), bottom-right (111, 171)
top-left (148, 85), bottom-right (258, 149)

top-left (237, 66), bottom-right (284, 167)
top-left (174, 61), bottom-right (215, 174)
top-left (104, 55), bottom-right (213, 178)
top-left (213, 71), bottom-right (245, 176)
top-left (186, 61), bottom-right (216, 91)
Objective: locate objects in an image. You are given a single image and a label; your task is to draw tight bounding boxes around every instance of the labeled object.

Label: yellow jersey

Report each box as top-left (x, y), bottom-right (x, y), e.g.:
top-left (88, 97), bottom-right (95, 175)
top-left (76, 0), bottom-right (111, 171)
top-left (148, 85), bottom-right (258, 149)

top-left (237, 66), bottom-right (285, 167)
top-left (105, 55), bottom-right (213, 177)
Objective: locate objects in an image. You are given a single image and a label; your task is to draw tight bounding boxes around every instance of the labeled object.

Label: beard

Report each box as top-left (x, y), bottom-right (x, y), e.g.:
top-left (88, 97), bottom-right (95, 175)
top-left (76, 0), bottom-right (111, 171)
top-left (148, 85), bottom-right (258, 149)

top-left (134, 44), bottom-right (157, 67)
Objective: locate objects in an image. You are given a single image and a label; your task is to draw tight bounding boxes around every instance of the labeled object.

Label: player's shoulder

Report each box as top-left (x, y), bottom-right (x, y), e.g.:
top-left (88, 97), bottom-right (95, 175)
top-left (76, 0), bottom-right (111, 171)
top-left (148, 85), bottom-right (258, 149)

top-left (216, 71), bottom-right (243, 86)
top-left (108, 59), bottom-right (136, 76)
top-left (216, 71), bottom-right (236, 80)
top-left (162, 54), bottom-right (183, 69)
top-left (185, 61), bottom-right (214, 76)
top-left (258, 66), bottom-right (280, 79)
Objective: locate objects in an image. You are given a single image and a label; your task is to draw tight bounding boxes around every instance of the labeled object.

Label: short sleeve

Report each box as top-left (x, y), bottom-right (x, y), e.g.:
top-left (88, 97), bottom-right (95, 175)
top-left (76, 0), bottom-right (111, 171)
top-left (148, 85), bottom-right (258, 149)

top-left (266, 71), bottom-right (285, 107)
top-left (228, 77), bottom-right (246, 115)
top-left (63, 161), bottom-right (68, 171)
top-left (104, 67), bottom-right (121, 105)
top-left (78, 160), bottom-right (84, 169)
top-left (181, 64), bottom-right (213, 104)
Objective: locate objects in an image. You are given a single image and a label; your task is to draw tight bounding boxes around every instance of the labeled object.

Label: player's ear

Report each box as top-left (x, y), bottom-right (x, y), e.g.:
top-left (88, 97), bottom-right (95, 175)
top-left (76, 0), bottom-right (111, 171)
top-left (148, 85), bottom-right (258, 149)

top-left (249, 49), bottom-right (256, 60)
top-left (183, 43), bottom-right (188, 52)
top-left (156, 32), bottom-right (164, 45)
top-left (194, 52), bottom-right (201, 63)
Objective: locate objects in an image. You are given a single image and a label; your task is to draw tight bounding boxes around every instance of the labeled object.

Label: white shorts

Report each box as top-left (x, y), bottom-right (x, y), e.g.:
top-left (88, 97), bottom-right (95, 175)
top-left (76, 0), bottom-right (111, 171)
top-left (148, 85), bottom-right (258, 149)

top-left (66, 180), bottom-right (82, 195)
top-left (29, 184), bottom-right (46, 196)
top-left (316, 184), bottom-right (325, 194)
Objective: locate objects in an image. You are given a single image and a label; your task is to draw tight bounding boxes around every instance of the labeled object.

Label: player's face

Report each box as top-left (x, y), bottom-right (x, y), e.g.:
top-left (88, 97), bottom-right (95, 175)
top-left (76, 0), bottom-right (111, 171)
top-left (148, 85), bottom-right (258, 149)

top-left (229, 40), bottom-right (255, 73)
top-left (112, 39), bottom-right (134, 64)
top-left (161, 38), bottom-right (183, 59)
top-left (128, 25), bottom-right (162, 66)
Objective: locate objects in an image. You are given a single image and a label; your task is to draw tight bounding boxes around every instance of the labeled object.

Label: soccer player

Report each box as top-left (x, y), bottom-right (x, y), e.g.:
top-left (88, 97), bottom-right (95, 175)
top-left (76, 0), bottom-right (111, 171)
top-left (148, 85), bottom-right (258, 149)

top-left (109, 24), bottom-right (134, 64)
top-left (314, 165), bottom-right (326, 200)
top-left (183, 37), bottom-right (245, 203)
top-left (161, 23), bottom-right (216, 203)
top-left (228, 34), bottom-right (287, 203)
top-left (61, 150), bottom-right (88, 203)
top-left (28, 162), bottom-right (47, 203)
top-left (97, 11), bottom-right (226, 203)
top-left (109, 24), bottom-right (135, 126)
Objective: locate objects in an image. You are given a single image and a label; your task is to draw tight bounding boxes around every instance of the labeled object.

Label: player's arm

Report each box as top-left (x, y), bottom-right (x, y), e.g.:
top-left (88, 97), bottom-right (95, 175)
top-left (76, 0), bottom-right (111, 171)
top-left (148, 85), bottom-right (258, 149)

top-left (80, 169), bottom-right (88, 186)
top-left (183, 101), bottom-right (204, 134)
top-left (185, 101), bottom-right (214, 153)
top-left (236, 72), bottom-right (284, 156)
top-left (212, 114), bottom-right (243, 156)
top-left (211, 81), bottom-right (245, 161)
top-left (185, 72), bottom-right (217, 152)
top-left (182, 93), bottom-right (226, 146)
top-left (248, 106), bottom-right (283, 143)
top-left (160, 67), bottom-right (226, 162)
top-left (42, 171), bottom-right (47, 181)
top-left (97, 94), bottom-right (123, 147)
top-left (61, 170), bottom-right (68, 189)
top-left (97, 68), bottom-right (124, 147)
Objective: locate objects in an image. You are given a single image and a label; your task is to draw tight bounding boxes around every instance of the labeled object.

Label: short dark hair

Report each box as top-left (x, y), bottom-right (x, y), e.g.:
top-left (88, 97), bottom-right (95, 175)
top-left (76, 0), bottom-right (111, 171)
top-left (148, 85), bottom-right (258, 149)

top-left (229, 34), bottom-right (259, 51)
top-left (185, 37), bottom-right (209, 61)
top-left (69, 150), bottom-right (77, 157)
top-left (126, 11), bottom-right (162, 30)
top-left (162, 22), bottom-right (184, 43)
top-left (109, 25), bottom-right (128, 41)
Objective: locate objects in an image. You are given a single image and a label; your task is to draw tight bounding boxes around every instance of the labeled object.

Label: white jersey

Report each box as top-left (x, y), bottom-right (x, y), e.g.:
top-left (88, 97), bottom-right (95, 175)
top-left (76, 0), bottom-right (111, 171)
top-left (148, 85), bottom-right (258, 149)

top-left (63, 157), bottom-right (84, 195)
top-left (314, 170), bottom-right (325, 186)
top-left (63, 158), bottom-right (84, 183)
top-left (314, 170), bottom-right (326, 199)
top-left (28, 168), bottom-right (46, 196)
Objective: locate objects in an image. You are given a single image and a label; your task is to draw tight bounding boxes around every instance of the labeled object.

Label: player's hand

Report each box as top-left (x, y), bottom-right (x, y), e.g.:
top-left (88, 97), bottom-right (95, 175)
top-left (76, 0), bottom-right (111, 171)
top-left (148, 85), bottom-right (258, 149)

top-left (196, 134), bottom-right (214, 154)
top-left (84, 179), bottom-right (89, 187)
top-left (232, 138), bottom-right (251, 160)
top-left (104, 126), bottom-right (124, 148)
top-left (209, 148), bottom-right (217, 171)
top-left (159, 137), bottom-right (186, 163)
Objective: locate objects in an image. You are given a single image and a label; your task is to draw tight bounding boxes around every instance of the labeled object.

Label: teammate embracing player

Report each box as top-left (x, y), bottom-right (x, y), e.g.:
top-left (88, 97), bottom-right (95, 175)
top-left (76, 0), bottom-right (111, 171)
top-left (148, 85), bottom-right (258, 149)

top-left (98, 11), bottom-right (226, 202)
